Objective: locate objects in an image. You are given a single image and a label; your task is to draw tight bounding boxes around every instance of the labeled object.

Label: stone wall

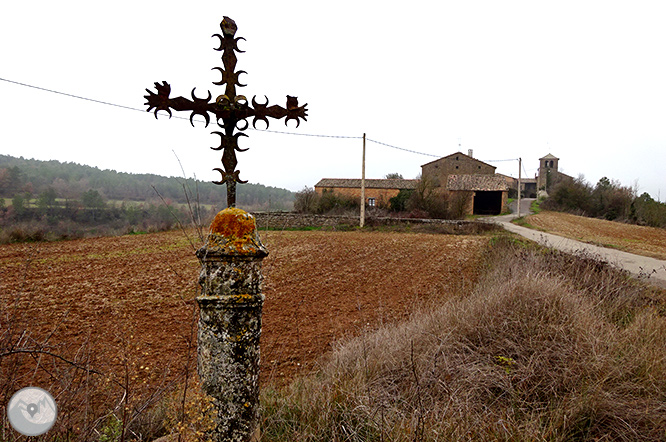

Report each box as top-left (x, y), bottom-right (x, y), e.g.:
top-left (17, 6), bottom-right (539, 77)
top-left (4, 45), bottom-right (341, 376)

top-left (253, 211), bottom-right (477, 230)
top-left (254, 212), bottom-right (358, 229)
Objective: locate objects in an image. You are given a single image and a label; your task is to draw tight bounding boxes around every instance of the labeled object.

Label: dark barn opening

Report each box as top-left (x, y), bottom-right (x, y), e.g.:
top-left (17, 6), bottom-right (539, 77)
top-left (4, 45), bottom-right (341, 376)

top-left (524, 182), bottom-right (537, 198)
top-left (473, 191), bottom-right (503, 215)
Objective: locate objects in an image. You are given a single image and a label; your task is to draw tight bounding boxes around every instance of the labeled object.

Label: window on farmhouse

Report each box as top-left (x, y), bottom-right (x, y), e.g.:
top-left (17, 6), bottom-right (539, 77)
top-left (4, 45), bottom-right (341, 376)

top-left (368, 198), bottom-right (376, 207)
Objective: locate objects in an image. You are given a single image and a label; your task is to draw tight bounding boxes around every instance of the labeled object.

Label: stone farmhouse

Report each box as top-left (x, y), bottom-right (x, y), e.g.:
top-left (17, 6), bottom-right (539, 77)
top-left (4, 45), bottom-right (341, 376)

top-left (314, 178), bottom-right (418, 209)
top-left (421, 152), bottom-right (509, 215)
top-left (314, 151), bottom-right (569, 216)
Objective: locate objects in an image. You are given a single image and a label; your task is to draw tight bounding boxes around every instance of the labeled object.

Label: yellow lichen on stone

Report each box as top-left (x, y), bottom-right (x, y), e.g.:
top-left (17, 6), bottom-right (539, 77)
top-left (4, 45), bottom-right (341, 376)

top-left (210, 208), bottom-right (256, 239)
top-left (205, 208), bottom-right (267, 256)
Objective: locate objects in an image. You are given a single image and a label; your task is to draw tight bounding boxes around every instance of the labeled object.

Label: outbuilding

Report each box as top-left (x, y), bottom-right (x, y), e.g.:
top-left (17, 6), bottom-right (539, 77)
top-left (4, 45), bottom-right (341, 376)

top-left (447, 174), bottom-right (509, 215)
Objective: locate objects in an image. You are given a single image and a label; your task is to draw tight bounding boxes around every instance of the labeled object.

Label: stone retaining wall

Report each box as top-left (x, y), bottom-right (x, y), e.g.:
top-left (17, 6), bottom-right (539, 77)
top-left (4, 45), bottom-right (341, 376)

top-left (253, 212), bottom-right (476, 230)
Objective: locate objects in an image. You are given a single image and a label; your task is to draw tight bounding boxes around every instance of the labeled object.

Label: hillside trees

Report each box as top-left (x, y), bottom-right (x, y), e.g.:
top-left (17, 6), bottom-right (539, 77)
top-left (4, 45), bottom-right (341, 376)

top-left (541, 175), bottom-right (666, 227)
top-left (542, 175), bottom-right (593, 215)
top-left (589, 177), bottom-right (635, 220)
top-left (0, 155), bottom-right (294, 210)
top-left (11, 194), bottom-right (26, 217)
top-left (82, 189), bottom-right (106, 221)
top-left (0, 155), bottom-right (295, 242)
top-left (0, 166), bottom-right (22, 195)
top-left (633, 192), bottom-right (666, 228)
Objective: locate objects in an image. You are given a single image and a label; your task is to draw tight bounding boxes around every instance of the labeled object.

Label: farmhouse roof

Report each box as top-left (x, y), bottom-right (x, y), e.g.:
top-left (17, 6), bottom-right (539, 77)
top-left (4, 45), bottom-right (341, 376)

top-left (421, 151), bottom-right (495, 169)
top-left (496, 173), bottom-right (538, 184)
top-left (315, 178), bottom-right (418, 190)
top-left (447, 174), bottom-right (509, 191)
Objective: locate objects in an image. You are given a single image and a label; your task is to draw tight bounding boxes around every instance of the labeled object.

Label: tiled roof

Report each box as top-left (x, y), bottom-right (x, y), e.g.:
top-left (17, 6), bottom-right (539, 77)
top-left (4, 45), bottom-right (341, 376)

top-left (447, 174), bottom-right (509, 191)
top-left (540, 153), bottom-right (559, 160)
top-left (315, 178), bottom-right (418, 190)
top-left (496, 173), bottom-right (537, 184)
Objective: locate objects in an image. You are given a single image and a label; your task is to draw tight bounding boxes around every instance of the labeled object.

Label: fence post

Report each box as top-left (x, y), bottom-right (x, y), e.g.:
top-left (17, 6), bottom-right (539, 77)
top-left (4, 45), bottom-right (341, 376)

top-left (196, 207), bottom-right (268, 442)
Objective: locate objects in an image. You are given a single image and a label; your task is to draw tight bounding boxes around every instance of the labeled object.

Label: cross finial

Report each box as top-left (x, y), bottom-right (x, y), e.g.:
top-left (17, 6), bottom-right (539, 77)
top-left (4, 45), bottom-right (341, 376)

top-left (221, 16), bottom-right (237, 36)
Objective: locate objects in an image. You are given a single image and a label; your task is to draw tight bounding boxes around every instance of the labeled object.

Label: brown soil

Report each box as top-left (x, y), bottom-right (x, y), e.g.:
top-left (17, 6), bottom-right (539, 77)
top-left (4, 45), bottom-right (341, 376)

top-left (0, 229), bottom-right (487, 431)
top-left (524, 211), bottom-right (666, 260)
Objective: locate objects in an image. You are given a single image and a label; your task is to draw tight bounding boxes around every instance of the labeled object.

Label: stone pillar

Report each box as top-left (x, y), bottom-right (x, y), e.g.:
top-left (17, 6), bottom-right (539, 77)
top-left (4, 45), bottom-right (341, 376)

top-left (196, 208), bottom-right (268, 442)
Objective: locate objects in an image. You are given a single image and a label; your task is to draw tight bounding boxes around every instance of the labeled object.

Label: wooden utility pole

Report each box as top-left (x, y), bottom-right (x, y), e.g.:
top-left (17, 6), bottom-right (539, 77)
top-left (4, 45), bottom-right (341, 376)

top-left (517, 157), bottom-right (522, 218)
top-left (360, 133), bottom-right (366, 227)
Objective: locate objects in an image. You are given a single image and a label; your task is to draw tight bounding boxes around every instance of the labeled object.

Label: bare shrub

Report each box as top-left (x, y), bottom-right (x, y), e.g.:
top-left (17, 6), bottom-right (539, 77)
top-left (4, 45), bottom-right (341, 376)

top-left (408, 174), bottom-right (451, 219)
top-left (294, 186), bottom-right (320, 213)
top-left (449, 191), bottom-right (472, 219)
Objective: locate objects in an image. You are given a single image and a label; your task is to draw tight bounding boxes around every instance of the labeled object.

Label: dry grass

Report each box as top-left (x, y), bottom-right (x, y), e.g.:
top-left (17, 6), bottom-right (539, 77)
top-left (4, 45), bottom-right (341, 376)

top-left (524, 210), bottom-right (666, 260)
top-left (261, 236), bottom-right (666, 441)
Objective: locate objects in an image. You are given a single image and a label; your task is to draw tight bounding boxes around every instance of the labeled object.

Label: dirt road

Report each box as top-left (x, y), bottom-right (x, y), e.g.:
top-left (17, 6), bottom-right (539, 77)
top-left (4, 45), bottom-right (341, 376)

top-left (492, 206), bottom-right (666, 288)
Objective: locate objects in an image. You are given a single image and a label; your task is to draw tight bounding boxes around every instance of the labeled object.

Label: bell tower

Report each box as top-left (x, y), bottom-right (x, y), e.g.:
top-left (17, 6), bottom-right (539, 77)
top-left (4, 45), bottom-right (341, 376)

top-left (537, 153), bottom-right (559, 192)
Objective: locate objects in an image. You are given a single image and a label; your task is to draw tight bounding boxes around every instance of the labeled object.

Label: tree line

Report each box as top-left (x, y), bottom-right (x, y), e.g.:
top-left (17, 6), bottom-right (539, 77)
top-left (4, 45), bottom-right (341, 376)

top-left (0, 155), bottom-right (295, 243)
top-left (541, 175), bottom-right (666, 228)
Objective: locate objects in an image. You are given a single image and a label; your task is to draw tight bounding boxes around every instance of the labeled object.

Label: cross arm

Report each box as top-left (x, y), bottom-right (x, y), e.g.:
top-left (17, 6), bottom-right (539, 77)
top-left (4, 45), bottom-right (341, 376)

top-left (249, 95), bottom-right (308, 128)
top-left (144, 81), bottom-right (218, 126)
top-left (145, 82), bottom-right (308, 129)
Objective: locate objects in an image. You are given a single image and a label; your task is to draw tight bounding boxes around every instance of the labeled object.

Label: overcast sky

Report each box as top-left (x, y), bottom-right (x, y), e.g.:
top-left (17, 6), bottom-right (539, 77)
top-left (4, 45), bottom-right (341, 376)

top-left (1, 1), bottom-right (665, 200)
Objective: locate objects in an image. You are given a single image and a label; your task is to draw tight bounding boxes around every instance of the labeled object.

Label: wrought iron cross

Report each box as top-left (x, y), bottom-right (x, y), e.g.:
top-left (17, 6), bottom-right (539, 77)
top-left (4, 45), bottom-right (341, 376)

top-left (144, 16), bottom-right (308, 207)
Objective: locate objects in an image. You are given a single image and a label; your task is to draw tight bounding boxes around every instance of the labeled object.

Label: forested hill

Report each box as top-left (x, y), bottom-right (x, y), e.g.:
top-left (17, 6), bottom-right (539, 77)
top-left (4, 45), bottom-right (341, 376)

top-left (0, 154), bottom-right (294, 211)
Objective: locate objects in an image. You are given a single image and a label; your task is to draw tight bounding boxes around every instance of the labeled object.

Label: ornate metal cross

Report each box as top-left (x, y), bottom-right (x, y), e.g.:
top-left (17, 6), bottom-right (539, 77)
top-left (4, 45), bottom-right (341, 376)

top-left (144, 16), bottom-right (308, 207)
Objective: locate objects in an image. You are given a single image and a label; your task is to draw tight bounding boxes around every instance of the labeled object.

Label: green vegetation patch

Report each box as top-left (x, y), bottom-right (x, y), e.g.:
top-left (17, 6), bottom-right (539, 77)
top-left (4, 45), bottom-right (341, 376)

top-left (511, 216), bottom-right (545, 231)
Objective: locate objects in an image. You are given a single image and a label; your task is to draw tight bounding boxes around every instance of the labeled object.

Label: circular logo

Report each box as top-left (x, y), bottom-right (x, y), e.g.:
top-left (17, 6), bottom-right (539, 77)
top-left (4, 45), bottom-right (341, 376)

top-left (7, 387), bottom-right (57, 436)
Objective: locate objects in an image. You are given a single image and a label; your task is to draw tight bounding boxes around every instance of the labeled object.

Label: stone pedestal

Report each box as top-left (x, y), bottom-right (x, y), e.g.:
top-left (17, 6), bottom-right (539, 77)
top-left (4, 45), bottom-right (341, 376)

top-left (196, 208), bottom-right (268, 442)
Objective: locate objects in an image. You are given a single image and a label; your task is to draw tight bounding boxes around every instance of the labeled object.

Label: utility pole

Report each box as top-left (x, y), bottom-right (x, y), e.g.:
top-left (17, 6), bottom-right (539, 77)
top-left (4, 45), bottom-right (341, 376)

top-left (517, 157), bottom-right (522, 218)
top-left (360, 133), bottom-right (366, 228)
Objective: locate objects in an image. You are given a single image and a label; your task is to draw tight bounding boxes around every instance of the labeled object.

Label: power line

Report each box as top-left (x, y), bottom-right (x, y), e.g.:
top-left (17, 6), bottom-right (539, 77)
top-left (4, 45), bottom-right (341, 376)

top-left (523, 163), bottom-right (531, 177)
top-left (253, 127), bottom-right (361, 139)
top-left (365, 138), bottom-right (440, 157)
top-left (0, 76), bottom-right (527, 164)
top-left (0, 76), bottom-right (361, 139)
top-left (0, 76), bottom-right (145, 114)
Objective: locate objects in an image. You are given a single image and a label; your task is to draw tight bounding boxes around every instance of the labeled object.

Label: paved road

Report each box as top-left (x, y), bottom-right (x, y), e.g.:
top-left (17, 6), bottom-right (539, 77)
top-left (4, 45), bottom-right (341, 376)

top-left (489, 198), bottom-right (666, 289)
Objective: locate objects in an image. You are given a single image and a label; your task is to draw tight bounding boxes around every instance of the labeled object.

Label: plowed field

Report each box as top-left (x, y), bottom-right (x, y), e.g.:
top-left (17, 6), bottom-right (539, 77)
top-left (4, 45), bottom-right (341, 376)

top-left (0, 229), bottom-right (487, 432)
top-left (525, 211), bottom-right (666, 260)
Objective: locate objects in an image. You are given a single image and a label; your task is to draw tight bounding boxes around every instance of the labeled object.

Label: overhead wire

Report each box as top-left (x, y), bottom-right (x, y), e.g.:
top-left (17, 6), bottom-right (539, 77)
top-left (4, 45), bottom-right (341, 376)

top-left (365, 138), bottom-right (440, 158)
top-left (523, 163), bottom-right (531, 177)
top-left (0, 76), bottom-right (362, 139)
top-left (1, 76), bottom-right (520, 163)
top-left (0, 76), bottom-right (146, 114)
top-left (252, 127), bottom-right (361, 139)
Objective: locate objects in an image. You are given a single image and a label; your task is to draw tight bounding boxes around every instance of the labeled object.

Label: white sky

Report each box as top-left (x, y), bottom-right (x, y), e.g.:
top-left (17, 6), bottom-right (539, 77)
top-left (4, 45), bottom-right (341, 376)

top-left (1, 1), bottom-right (665, 199)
